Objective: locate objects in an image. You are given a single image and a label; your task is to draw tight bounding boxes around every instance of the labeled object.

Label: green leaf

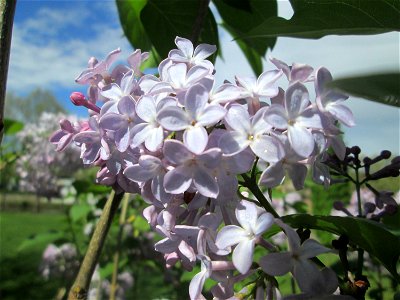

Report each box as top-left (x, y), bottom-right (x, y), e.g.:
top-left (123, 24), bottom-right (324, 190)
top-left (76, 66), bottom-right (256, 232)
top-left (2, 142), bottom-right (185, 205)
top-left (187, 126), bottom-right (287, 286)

top-left (70, 203), bottom-right (92, 223)
top-left (3, 119), bottom-right (24, 135)
top-left (140, 0), bottom-right (219, 60)
top-left (116, 0), bottom-right (152, 50)
top-left (328, 73), bottom-right (400, 107)
top-left (214, 0), bottom-right (277, 75)
top-left (245, 0), bottom-right (400, 40)
top-left (73, 179), bottom-right (111, 195)
top-left (282, 214), bottom-right (400, 281)
top-left (18, 232), bottom-right (65, 253)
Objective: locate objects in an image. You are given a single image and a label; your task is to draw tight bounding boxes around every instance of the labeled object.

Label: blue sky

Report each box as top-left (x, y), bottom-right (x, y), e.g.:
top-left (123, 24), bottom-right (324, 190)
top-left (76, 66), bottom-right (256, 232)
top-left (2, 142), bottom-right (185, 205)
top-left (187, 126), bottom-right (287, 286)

top-left (7, 0), bottom-right (400, 155)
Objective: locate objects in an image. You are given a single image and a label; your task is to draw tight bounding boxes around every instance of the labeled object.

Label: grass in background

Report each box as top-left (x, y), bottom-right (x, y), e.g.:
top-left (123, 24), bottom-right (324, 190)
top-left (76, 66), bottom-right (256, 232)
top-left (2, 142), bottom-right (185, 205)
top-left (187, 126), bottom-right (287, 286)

top-left (0, 211), bottom-right (67, 300)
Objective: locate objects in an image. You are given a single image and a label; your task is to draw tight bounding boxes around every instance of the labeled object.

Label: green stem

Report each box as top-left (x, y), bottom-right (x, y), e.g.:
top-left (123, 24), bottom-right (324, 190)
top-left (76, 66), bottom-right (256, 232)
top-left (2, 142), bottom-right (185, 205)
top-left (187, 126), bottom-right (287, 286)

top-left (354, 167), bottom-right (364, 277)
top-left (241, 174), bottom-right (279, 218)
top-left (68, 190), bottom-right (124, 300)
top-left (109, 193), bottom-right (130, 300)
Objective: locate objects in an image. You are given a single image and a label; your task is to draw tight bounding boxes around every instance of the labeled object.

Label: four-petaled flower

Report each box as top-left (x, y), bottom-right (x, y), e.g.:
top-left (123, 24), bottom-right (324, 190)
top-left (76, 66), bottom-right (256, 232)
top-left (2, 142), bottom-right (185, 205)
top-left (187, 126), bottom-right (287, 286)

top-left (215, 200), bottom-right (274, 274)
top-left (259, 219), bottom-right (332, 292)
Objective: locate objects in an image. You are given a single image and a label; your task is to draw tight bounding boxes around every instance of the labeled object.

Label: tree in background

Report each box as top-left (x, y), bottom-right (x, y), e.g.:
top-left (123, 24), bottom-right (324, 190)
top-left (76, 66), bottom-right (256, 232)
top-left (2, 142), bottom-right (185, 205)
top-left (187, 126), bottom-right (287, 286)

top-left (5, 88), bottom-right (66, 123)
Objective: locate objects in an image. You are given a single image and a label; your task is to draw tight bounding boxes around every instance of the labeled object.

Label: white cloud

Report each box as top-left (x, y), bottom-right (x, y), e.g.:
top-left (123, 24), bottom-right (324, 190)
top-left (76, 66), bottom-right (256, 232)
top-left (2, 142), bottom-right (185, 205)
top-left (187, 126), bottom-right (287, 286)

top-left (7, 3), bottom-right (133, 92)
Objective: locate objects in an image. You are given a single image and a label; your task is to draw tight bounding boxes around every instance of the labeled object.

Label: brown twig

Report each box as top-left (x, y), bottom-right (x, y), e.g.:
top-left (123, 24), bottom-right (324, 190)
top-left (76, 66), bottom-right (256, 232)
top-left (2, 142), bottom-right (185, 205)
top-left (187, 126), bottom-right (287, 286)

top-left (68, 190), bottom-right (124, 300)
top-left (0, 0), bottom-right (16, 145)
top-left (190, 0), bottom-right (210, 45)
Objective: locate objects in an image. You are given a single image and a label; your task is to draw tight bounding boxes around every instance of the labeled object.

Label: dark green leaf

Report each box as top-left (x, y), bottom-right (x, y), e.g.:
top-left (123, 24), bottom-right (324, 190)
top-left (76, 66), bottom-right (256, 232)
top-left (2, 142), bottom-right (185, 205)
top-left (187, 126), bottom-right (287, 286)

top-left (116, 0), bottom-right (152, 50)
top-left (328, 73), bottom-right (400, 107)
top-left (140, 0), bottom-right (219, 60)
top-left (245, 0), bottom-right (400, 40)
top-left (3, 119), bottom-right (24, 135)
top-left (214, 0), bottom-right (277, 75)
top-left (73, 179), bottom-right (111, 195)
top-left (282, 214), bottom-right (400, 281)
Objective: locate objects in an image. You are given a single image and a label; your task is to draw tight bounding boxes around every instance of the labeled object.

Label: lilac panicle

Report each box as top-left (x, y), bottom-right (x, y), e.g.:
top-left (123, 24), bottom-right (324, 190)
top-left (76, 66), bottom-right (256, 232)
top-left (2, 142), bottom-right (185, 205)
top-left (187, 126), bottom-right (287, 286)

top-left (49, 37), bottom-right (357, 300)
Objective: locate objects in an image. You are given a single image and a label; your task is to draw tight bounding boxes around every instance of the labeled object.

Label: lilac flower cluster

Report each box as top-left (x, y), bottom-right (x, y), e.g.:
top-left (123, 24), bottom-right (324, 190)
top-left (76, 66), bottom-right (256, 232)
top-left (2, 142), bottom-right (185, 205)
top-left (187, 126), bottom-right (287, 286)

top-left (51, 37), bottom-right (355, 299)
top-left (17, 112), bottom-right (81, 199)
top-left (40, 244), bottom-right (133, 300)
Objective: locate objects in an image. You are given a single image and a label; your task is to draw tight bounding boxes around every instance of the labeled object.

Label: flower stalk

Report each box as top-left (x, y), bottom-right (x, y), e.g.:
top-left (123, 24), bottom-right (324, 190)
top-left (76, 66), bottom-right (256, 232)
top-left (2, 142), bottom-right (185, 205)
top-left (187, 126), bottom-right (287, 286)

top-left (68, 190), bottom-right (124, 300)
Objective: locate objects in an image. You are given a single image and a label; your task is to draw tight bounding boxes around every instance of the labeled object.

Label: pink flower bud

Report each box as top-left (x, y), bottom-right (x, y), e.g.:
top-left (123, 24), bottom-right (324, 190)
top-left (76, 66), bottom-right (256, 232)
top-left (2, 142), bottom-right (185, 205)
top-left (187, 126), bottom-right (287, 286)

top-left (70, 92), bottom-right (87, 106)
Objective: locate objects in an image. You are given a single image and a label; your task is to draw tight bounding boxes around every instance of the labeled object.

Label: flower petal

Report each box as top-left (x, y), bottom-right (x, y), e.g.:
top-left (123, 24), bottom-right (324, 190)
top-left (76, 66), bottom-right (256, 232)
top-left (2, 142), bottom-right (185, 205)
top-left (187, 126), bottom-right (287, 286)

top-left (254, 213), bottom-right (274, 236)
top-left (185, 84), bottom-right (209, 120)
top-left (157, 106), bottom-right (190, 131)
top-left (163, 165), bottom-right (192, 194)
top-left (219, 131), bottom-right (249, 155)
top-left (136, 95), bottom-right (156, 122)
top-left (183, 126), bottom-right (208, 154)
top-left (163, 140), bottom-right (193, 165)
top-left (123, 164), bottom-right (154, 182)
top-left (189, 269), bottom-right (208, 300)
top-left (300, 239), bottom-right (332, 259)
top-left (259, 252), bottom-right (293, 276)
top-left (232, 239), bottom-right (256, 274)
top-left (99, 113), bottom-right (127, 131)
top-left (193, 167), bottom-right (219, 198)
top-left (285, 82), bottom-right (310, 118)
top-left (225, 105), bottom-right (251, 133)
top-left (258, 162), bottom-right (285, 188)
top-left (193, 43), bottom-right (217, 61)
top-left (236, 200), bottom-right (258, 232)
top-left (327, 103), bottom-right (355, 127)
top-left (251, 135), bottom-right (285, 163)
top-left (175, 36), bottom-right (193, 58)
top-left (293, 259), bottom-right (323, 294)
top-left (215, 225), bottom-right (247, 249)
top-left (264, 104), bottom-right (288, 129)
top-left (144, 126), bottom-right (164, 152)
top-left (197, 105), bottom-right (226, 127)
top-left (288, 124), bottom-right (314, 158)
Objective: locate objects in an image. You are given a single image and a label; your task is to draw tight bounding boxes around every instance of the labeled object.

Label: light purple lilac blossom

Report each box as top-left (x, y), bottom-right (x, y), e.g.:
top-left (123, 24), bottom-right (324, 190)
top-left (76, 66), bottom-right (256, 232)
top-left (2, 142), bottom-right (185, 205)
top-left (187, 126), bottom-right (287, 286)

top-left (50, 36), bottom-right (355, 299)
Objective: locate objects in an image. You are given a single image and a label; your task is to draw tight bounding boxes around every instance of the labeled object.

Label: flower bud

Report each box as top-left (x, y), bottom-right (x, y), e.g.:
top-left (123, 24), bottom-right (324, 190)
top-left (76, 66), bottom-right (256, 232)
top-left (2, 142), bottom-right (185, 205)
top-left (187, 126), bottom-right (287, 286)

top-left (351, 146), bottom-right (361, 155)
top-left (380, 150), bottom-right (391, 159)
top-left (70, 92), bottom-right (87, 106)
